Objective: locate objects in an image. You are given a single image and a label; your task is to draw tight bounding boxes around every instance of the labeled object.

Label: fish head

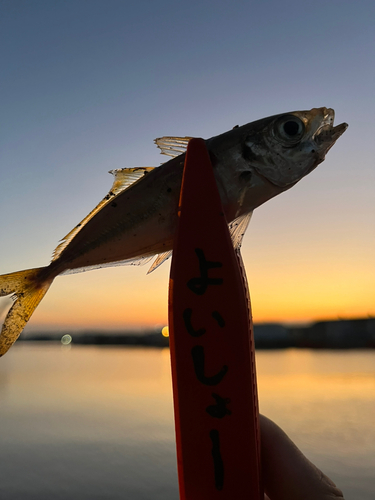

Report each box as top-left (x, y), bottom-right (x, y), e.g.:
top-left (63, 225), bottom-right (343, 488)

top-left (206, 107), bottom-right (347, 219)
top-left (239, 107), bottom-right (348, 187)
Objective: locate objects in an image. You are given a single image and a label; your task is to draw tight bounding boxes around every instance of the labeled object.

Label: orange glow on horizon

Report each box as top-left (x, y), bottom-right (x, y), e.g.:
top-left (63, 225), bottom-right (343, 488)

top-left (9, 225), bottom-right (373, 332)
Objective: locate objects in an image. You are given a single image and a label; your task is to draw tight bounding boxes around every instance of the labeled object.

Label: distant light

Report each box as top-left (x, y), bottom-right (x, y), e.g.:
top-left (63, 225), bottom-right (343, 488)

top-left (161, 326), bottom-right (169, 337)
top-left (61, 334), bottom-right (72, 345)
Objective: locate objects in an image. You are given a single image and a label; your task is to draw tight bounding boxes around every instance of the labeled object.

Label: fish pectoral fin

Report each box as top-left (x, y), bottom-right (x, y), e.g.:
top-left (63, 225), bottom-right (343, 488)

top-left (228, 211), bottom-right (253, 250)
top-left (108, 167), bottom-right (155, 193)
top-left (147, 251), bottom-right (173, 274)
top-left (154, 137), bottom-right (192, 158)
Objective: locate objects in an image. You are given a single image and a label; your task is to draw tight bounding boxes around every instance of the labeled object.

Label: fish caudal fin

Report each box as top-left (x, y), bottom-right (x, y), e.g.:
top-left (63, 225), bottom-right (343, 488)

top-left (0, 268), bottom-right (52, 357)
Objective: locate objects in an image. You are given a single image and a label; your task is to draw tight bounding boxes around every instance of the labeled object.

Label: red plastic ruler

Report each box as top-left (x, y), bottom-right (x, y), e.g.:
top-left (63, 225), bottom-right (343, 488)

top-left (168, 138), bottom-right (263, 500)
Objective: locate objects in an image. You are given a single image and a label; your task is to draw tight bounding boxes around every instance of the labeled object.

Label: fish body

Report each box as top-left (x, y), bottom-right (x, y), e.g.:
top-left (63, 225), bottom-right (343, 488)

top-left (0, 107), bottom-right (347, 356)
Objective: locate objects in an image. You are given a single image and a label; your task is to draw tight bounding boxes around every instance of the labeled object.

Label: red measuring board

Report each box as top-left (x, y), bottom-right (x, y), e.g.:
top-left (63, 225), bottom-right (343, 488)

top-left (168, 138), bottom-right (263, 500)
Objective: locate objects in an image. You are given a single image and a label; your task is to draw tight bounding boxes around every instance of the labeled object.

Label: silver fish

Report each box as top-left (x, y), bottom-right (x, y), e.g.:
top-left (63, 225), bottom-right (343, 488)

top-left (0, 107), bottom-right (347, 356)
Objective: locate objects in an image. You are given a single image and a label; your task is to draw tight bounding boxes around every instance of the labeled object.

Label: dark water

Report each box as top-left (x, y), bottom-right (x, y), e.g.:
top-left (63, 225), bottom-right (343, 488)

top-left (0, 344), bottom-right (374, 499)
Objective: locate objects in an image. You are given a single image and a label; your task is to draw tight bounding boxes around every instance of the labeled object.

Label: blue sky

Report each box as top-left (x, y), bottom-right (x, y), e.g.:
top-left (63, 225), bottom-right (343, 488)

top-left (0, 0), bottom-right (374, 330)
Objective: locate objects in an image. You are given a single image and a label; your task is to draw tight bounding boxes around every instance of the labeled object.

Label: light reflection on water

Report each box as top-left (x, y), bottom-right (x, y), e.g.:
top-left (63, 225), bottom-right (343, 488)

top-left (256, 349), bottom-right (375, 500)
top-left (0, 344), bottom-right (374, 499)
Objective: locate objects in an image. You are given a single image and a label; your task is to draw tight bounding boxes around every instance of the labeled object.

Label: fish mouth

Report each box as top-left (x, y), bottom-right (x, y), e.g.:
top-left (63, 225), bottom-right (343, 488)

top-left (312, 108), bottom-right (348, 148)
top-left (314, 121), bottom-right (348, 145)
top-left (329, 122), bottom-right (348, 141)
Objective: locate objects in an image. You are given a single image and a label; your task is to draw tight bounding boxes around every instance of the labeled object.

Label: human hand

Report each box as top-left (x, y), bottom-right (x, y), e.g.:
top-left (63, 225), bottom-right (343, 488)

top-left (260, 415), bottom-right (345, 500)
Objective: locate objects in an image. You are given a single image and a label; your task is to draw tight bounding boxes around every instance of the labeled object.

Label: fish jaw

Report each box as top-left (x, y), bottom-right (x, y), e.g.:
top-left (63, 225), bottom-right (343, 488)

top-left (311, 109), bottom-right (348, 159)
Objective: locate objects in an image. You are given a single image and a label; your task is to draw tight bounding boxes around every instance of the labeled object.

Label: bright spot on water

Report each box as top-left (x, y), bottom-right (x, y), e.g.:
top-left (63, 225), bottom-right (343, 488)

top-left (61, 334), bottom-right (72, 345)
top-left (161, 326), bottom-right (169, 337)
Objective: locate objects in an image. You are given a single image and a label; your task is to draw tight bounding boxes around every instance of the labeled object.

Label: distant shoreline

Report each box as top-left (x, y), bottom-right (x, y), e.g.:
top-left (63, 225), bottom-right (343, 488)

top-left (19, 317), bottom-right (375, 349)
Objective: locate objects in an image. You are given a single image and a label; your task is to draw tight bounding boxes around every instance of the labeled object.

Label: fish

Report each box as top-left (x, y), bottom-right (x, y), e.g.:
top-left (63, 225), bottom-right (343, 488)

top-left (0, 107), bottom-right (347, 356)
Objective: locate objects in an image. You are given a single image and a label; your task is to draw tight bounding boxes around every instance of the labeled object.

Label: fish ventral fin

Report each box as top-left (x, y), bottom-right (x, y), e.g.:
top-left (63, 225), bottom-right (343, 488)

top-left (51, 167), bottom-right (155, 262)
top-left (63, 251), bottom-right (173, 276)
top-left (154, 136), bottom-right (192, 158)
top-left (61, 255), bottom-right (156, 276)
top-left (228, 211), bottom-right (253, 250)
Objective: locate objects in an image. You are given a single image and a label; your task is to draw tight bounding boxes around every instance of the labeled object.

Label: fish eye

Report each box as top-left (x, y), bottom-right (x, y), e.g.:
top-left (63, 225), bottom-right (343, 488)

top-left (273, 115), bottom-right (305, 144)
top-left (283, 121), bottom-right (300, 136)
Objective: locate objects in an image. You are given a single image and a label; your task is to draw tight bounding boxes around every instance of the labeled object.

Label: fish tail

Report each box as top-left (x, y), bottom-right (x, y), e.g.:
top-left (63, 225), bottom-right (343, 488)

top-left (0, 267), bottom-right (52, 357)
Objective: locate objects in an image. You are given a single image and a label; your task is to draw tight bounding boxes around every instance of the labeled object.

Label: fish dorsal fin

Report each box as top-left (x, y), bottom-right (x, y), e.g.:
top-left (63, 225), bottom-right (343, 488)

top-left (228, 211), bottom-right (253, 250)
top-left (154, 136), bottom-right (192, 158)
top-left (51, 167), bottom-right (155, 262)
top-left (147, 250), bottom-right (173, 274)
top-left (109, 167), bottom-right (155, 193)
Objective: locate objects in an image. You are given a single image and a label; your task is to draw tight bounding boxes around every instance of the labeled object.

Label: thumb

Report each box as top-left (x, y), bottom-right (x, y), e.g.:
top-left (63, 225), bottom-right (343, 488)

top-left (260, 415), bottom-right (345, 500)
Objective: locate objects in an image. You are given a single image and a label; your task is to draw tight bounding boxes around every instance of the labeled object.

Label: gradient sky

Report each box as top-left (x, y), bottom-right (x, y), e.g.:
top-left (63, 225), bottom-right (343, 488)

top-left (0, 0), bottom-right (374, 332)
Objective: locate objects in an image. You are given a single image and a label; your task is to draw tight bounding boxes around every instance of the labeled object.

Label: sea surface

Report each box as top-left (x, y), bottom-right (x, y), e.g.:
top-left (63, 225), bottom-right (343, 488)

top-left (0, 344), bottom-right (374, 500)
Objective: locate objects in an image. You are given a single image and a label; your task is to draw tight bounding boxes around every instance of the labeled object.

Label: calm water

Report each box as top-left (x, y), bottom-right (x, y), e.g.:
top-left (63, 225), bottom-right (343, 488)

top-left (0, 344), bottom-right (374, 499)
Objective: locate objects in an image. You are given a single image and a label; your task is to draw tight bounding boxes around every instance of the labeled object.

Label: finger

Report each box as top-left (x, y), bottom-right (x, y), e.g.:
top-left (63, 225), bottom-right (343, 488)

top-left (260, 415), bottom-right (345, 500)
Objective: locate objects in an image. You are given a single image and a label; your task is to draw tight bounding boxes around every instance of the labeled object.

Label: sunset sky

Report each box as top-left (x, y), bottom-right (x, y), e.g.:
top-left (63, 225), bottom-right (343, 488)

top-left (0, 0), bottom-right (374, 333)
